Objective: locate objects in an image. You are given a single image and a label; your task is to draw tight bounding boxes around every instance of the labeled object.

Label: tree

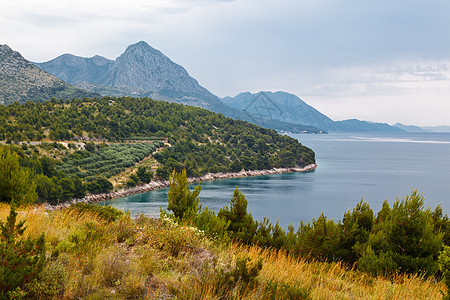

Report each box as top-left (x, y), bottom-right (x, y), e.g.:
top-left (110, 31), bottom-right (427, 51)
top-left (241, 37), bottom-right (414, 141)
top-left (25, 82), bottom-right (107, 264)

top-left (357, 190), bottom-right (443, 275)
top-left (218, 187), bottom-right (257, 244)
top-left (334, 199), bottom-right (374, 264)
top-left (86, 177), bottom-right (113, 194)
top-left (167, 169), bottom-right (201, 221)
top-left (0, 145), bottom-right (37, 205)
top-left (0, 206), bottom-right (46, 297)
top-left (136, 166), bottom-right (153, 183)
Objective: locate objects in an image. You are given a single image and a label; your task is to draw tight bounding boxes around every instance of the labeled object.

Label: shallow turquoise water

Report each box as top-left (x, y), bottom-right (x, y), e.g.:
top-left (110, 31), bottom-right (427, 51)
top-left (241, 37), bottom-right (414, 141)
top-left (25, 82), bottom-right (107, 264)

top-left (101, 132), bottom-right (450, 228)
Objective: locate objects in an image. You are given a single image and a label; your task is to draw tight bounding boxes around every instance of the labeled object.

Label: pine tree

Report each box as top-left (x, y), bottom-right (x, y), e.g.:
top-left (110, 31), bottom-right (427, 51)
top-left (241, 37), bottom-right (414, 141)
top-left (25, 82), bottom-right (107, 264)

top-left (0, 206), bottom-right (46, 297)
top-left (0, 145), bottom-right (37, 205)
top-left (167, 169), bottom-right (201, 221)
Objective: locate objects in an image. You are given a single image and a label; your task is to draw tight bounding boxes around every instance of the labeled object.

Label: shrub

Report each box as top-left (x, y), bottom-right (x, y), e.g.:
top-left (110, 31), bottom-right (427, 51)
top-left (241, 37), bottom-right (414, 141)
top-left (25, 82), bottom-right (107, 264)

top-left (213, 256), bottom-right (263, 296)
top-left (70, 203), bottom-right (123, 223)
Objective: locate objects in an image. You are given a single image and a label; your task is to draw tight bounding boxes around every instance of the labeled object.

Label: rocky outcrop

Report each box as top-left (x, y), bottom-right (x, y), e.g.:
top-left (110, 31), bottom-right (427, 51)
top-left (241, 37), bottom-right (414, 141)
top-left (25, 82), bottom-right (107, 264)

top-left (0, 44), bottom-right (98, 104)
top-left (46, 164), bottom-right (317, 211)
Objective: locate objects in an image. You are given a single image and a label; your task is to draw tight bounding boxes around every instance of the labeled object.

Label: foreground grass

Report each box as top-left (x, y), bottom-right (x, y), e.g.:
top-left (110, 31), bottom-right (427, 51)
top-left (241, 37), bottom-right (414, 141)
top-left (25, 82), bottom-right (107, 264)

top-left (0, 203), bottom-right (444, 299)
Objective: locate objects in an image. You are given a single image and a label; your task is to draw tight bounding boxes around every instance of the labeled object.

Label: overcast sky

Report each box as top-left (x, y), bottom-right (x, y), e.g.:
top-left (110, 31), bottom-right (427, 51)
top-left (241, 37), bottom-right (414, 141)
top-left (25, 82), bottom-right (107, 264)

top-left (1, 0), bottom-right (450, 126)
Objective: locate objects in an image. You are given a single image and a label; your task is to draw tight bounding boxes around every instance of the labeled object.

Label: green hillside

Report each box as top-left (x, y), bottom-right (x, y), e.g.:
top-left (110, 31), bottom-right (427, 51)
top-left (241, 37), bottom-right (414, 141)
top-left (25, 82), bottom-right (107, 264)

top-left (0, 96), bottom-right (315, 204)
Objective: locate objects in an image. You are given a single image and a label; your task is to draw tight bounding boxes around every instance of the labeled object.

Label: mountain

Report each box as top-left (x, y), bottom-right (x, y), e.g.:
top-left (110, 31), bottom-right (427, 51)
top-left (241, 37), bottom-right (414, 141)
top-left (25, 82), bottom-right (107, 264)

top-left (422, 125), bottom-right (450, 133)
top-left (0, 44), bottom-right (97, 105)
top-left (335, 119), bottom-right (404, 132)
top-left (36, 41), bottom-right (247, 119)
top-left (393, 123), bottom-right (428, 133)
top-left (34, 41), bottom-right (402, 133)
top-left (223, 91), bottom-right (338, 132)
top-left (223, 91), bottom-right (403, 132)
top-left (35, 42), bottom-right (324, 133)
top-left (34, 54), bottom-right (114, 85)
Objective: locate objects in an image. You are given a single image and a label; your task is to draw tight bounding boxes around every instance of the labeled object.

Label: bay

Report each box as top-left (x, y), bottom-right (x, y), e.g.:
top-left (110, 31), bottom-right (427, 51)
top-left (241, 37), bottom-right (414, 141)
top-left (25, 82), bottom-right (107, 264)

top-left (101, 132), bottom-right (450, 228)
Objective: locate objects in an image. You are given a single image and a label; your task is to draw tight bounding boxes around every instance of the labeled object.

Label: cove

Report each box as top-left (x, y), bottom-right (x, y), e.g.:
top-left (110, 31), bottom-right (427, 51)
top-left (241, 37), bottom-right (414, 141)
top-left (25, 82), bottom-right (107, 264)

top-left (102, 132), bottom-right (450, 228)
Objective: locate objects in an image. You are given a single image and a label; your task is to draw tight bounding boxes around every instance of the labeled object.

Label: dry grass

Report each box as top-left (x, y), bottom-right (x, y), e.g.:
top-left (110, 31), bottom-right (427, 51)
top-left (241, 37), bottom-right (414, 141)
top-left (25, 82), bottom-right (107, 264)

top-left (0, 204), bottom-right (445, 299)
top-left (231, 244), bottom-right (444, 300)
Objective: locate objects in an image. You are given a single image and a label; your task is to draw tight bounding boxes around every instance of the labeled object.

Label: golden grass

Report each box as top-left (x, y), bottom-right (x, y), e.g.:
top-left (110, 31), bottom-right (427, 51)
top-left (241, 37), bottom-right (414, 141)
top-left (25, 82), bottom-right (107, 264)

top-left (231, 244), bottom-right (444, 300)
top-left (0, 204), bottom-right (445, 299)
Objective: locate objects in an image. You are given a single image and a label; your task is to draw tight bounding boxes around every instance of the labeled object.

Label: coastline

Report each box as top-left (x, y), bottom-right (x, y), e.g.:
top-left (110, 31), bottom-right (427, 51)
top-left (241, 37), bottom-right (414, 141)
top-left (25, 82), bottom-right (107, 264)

top-left (46, 164), bottom-right (317, 210)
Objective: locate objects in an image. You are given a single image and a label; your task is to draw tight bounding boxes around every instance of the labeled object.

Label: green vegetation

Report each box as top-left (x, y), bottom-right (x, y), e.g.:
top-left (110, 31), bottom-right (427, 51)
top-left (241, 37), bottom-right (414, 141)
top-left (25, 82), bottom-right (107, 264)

top-left (0, 145), bottom-right (37, 205)
top-left (57, 142), bottom-right (161, 180)
top-left (0, 181), bottom-right (447, 298)
top-left (0, 96), bottom-right (315, 205)
top-left (0, 206), bottom-right (46, 299)
top-left (163, 170), bottom-right (450, 282)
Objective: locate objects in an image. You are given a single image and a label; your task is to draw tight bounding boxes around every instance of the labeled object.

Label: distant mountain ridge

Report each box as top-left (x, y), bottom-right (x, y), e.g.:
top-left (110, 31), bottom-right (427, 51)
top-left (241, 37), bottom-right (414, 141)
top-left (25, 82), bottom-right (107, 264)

top-left (36, 41), bottom-right (247, 120)
top-left (33, 41), bottom-right (404, 133)
top-left (393, 123), bottom-right (427, 133)
top-left (34, 53), bottom-right (114, 85)
top-left (0, 44), bottom-right (97, 105)
top-left (223, 91), bottom-right (338, 132)
top-left (223, 91), bottom-right (403, 133)
top-left (35, 41), bottom-right (323, 133)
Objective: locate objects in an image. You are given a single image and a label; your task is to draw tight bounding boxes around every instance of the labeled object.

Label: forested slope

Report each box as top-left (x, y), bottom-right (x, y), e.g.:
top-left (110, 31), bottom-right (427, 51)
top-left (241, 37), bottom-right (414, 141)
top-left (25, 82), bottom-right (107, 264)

top-left (0, 96), bottom-right (315, 204)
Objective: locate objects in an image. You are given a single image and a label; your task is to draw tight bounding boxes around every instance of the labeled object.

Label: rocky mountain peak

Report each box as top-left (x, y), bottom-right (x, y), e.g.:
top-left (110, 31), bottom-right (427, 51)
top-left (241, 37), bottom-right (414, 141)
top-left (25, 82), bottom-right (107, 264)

top-left (1, 44), bottom-right (35, 73)
top-left (0, 44), bottom-right (97, 104)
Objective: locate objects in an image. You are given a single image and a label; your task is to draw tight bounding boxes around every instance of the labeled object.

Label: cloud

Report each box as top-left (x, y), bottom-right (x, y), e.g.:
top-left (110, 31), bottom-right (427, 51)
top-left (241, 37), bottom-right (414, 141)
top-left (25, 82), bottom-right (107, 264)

top-left (1, 0), bottom-right (450, 125)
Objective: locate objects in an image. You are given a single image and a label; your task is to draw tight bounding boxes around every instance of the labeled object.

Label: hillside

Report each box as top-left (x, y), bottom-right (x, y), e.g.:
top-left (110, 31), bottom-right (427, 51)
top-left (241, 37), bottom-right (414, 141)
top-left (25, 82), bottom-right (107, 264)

top-left (223, 91), bottom-right (404, 133)
top-left (0, 45), bottom-right (97, 105)
top-left (0, 96), bottom-right (315, 204)
top-left (0, 202), bottom-right (443, 299)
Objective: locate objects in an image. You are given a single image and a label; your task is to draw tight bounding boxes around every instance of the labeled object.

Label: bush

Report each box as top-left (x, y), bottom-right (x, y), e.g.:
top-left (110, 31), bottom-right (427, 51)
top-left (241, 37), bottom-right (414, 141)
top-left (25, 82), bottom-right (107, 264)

top-left (213, 256), bottom-right (263, 296)
top-left (70, 203), bottom-right (123, 223)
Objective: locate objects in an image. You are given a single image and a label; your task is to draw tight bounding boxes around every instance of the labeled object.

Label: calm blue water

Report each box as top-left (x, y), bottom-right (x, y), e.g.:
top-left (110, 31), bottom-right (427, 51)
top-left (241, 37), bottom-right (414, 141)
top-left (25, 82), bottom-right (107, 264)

top-left (101, 132), bottom-right (450, 228)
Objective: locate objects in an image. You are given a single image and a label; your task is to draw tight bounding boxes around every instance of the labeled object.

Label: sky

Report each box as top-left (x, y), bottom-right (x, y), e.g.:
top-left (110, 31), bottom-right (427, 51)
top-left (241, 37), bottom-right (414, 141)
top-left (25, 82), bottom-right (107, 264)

top-left (1, 0), bottom-right (450, 126)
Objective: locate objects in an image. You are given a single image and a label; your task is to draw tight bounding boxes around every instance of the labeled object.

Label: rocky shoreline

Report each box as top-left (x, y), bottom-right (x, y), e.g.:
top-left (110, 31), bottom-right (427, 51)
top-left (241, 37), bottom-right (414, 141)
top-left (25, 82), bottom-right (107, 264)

top-left (46, 164), bottom-right (317, 210)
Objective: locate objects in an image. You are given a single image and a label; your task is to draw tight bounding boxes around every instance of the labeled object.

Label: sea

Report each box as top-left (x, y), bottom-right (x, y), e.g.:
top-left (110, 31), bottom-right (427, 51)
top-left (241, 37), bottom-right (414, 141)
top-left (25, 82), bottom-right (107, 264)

top-left (100, 132), bottom-right (450, 228)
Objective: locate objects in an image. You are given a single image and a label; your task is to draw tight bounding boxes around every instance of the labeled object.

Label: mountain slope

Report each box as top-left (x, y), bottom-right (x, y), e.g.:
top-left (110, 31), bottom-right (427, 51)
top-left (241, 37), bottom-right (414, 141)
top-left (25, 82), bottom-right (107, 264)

top-left (223, 91), bottom-right (404, 132)
top-left (393, 123), bottom-right (427, 133)
top-left (223, 91), bottom-right (338, 131)
top-left (0, 45), bottom-right (97, 105)
top-left (35, 42), bottom-right (324, 132)
top-left (35, 54), bottom-right (114, 85)
top-left (36, 41), bottom-right (248, 120)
